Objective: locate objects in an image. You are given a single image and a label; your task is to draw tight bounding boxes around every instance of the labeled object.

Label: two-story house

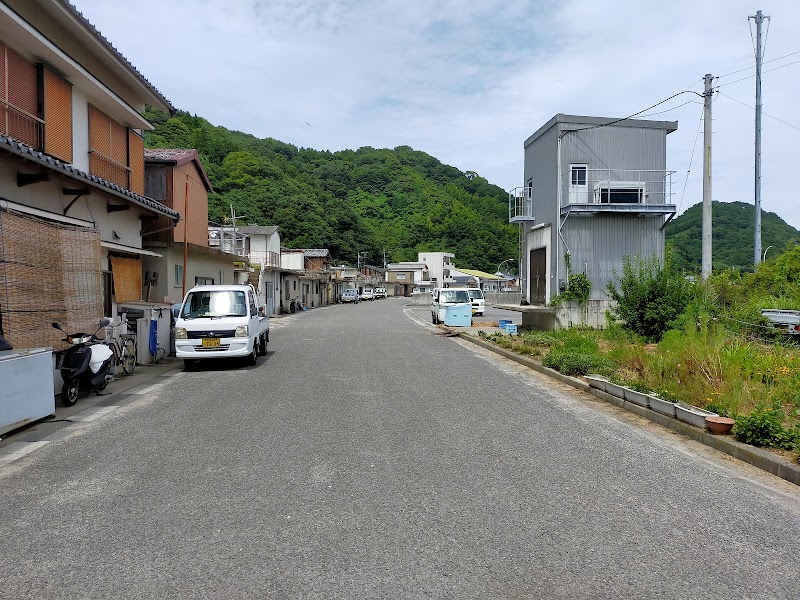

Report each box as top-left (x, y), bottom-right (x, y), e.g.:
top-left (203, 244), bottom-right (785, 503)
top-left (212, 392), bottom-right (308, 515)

top-left (141, 149), bottom-right (239, 304)
top-left (0, 0), bottom-right (179, 350)
top-left (511, 114), bottom-right (677, 328)
top-left (385, 261), bottom-right (430, 296)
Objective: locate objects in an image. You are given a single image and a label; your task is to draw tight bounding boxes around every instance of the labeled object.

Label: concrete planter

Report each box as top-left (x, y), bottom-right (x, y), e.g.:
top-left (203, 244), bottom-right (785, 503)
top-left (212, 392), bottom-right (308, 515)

top-left (604, 381), bottom-right (626, 399)
top-left (585, 375), bottom-right (608, 392)
top-left (649, 394), bottom-right (678, 417)
top-left (623, 387), bottom-right (650, 408)
top-left (675, 402), bottom-right (718, 429)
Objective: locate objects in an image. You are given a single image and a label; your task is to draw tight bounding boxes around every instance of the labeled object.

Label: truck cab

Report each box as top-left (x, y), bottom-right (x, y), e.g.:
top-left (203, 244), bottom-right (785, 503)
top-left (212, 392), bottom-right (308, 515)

top-left (174, 284), bottom-right (269, 367)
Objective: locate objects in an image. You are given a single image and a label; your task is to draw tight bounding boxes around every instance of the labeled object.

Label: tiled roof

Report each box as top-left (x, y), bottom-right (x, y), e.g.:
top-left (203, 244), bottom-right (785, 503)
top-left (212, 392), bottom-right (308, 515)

top-left (0, 134), bottom-right (180, 222)
top-left (303, 249), bottom-right (331, 257)
top-left (238, 225), bottom-right (278, 235)
top-left (61, 1), bottom-right (174, 112)
top-left (144, 148), bottom-right (213, 192)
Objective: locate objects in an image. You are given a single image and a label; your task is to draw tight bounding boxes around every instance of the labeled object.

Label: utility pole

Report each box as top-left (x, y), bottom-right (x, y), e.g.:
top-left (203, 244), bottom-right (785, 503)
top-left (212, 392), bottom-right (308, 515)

top-left (702, 73), bottom-right (713, 281)
top-left (750, 9), bottom-right (769, 266)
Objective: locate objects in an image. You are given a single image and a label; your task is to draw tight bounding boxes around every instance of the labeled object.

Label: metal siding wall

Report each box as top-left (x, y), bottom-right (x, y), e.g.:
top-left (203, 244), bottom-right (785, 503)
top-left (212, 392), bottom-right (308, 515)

top-left (562, 215), bottom-right (664, 300)
top-left (523, 124), bottom-right (558, 298)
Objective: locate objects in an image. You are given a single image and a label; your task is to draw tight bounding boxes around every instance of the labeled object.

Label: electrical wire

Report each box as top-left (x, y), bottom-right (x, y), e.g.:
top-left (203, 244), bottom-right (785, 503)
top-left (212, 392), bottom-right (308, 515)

top-left (716, 49), bottom-right (800, 79)
top-left (565, 90), bottom-right (705, 134)
top-left (716, 91), bottom-right (800, 132)
top-left (638, 100), bottom-right (702, 118)
top-left (677, 106), bottom-right (705, 214)
top-left (716, 58), bottom-right (800, 87)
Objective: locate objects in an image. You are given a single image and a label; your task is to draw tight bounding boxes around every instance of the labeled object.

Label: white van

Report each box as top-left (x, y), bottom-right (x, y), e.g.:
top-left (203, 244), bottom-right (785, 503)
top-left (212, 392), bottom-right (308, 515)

top-left (465, 288), bottom-right (486, 316)
top-left (430, 288), bottom-right (470, 325)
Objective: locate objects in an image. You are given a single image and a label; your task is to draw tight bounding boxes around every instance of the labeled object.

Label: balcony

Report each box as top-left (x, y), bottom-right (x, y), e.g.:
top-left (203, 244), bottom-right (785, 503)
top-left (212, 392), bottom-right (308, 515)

top-left (1, 99), bottom-right (43, 150)
top-left (560, 168), bottom-right (676, 218)
top-left (248, 250), bottom-right (281, 269)
top-left (508, 187), bottom-right (536, 223)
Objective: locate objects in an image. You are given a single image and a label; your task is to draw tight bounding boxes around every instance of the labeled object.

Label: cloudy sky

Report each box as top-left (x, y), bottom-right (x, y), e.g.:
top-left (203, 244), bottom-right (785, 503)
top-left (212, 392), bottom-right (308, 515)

top-left (74, 0), bottom-right (800, 230)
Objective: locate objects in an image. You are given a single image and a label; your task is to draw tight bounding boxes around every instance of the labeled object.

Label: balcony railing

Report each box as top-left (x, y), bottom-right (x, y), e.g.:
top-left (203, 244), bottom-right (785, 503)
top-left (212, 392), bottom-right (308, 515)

top-left (561, 168), bottom-right (675, 207)
top-left (1, 99), bottom-right (44, 150)
top-left (89, 150), bottom-right (131, 189)
top-left (508, 187), bottom-right (535, 223)
top-left (248, 250), bottom-right (281, 268)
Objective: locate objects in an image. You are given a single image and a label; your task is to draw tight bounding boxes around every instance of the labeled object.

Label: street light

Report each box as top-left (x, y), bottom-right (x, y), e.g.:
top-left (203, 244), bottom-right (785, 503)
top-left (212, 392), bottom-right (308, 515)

top-left (496, 259), bottom-right (516, 292)
top-left (763, 246), bottom-right (773, 262)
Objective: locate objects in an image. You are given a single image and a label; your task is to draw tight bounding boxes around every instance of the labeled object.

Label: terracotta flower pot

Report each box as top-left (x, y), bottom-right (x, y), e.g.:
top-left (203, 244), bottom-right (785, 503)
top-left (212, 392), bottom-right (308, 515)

top-left (705, 416), bottom-right (735, 435)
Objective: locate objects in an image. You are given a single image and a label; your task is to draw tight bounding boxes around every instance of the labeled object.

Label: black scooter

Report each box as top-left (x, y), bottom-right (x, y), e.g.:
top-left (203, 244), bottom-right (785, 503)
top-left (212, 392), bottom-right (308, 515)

top-left (53, 319), bottom-right (114, 406)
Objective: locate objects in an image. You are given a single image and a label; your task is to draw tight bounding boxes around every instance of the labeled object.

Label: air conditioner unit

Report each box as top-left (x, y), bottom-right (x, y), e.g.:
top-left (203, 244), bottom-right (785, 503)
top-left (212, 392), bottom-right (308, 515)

top-left (593, 180), bottom-right (646, 204)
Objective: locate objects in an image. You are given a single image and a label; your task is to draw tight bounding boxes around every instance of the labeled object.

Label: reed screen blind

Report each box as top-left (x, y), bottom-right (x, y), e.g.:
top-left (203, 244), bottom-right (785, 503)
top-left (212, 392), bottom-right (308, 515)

top-left (128, 130), bottom-right (144, 195)
top-left (89, 104), bottom-right (130, 188)
top-left (109, 255), bottom-right (142, 304)
top-left (43, 68), bottom-right (73, 163)
top-left (0, 208), bottom-right (102, 349)
top-left (0, 41), bottom-right (41, 148)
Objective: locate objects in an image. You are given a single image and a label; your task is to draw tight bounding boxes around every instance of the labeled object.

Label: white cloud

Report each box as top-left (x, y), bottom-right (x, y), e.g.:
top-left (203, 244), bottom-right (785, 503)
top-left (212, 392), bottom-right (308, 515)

top-left (74, 0), bottom-right (800, 230)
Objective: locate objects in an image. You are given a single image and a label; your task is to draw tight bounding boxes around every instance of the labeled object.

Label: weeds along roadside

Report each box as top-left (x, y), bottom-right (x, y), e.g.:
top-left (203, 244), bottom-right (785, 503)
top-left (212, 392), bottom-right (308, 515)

top-left (476, 246), bottom-right (800, 462)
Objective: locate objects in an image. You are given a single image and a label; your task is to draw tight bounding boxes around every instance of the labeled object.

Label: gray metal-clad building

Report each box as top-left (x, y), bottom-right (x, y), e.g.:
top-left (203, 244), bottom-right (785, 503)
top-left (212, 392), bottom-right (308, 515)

top-left (511, 114), bottom-right (677, 318)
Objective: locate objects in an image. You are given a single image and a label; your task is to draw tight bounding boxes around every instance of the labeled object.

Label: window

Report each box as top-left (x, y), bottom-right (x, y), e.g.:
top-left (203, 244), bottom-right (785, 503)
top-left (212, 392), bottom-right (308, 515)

top-left (293, 281), bottom-right (296, 291)
top-left (397, 273), bottom-right (406, 280)
top-left (219, 270), bottom-right (225, 285)
top-left (174, 265), bottom-right (183, 287)
top-left (249, 293), bottom-right (258, 316)
top-left (195, 276), bottom-right (214, 285)
top-left (571, 165), bottom-right (587, 186)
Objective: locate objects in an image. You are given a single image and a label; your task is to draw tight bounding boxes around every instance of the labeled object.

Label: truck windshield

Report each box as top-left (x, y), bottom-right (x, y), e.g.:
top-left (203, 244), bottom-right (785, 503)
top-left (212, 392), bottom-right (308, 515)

top-left (181, 290), bottom-right (248, 319)
top-left (440, 290), bottom-right (469, 303)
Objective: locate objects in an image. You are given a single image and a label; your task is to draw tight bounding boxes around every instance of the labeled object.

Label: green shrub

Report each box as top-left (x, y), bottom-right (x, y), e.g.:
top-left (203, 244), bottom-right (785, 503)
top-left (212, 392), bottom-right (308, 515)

top-left (542, 349), bottom-right (615, 376)
top-left (734, 409), bottom-right (795, 449)
top-left (606, 250), bottom-right (692, 342)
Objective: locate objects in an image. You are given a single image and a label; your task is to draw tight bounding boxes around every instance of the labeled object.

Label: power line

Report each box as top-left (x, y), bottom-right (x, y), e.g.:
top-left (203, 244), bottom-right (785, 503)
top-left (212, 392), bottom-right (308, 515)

top-left (678, 106), bottom-right (705, 214)
top-left (638, 99), bottom-right (702, 118)
top-left (716, 49), bottom-right (800, 79)
top-left (716, 91), bottom-right (800, 132)
top-left (566, 90), bottom-right (705, 134)
top-left (716, 58), bottom-right (800, 87)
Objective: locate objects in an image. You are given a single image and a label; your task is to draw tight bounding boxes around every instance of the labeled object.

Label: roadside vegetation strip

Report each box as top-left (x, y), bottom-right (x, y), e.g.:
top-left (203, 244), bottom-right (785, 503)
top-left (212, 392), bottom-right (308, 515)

top-left (460, 332), bottom-right (800, 487)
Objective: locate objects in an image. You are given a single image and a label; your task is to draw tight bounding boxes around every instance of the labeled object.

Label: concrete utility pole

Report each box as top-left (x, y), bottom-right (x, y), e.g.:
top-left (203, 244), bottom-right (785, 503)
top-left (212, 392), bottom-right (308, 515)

top-left (750, 9), bottom-right (769, 266)
top-left (702, 73), bottom-right (713, 281)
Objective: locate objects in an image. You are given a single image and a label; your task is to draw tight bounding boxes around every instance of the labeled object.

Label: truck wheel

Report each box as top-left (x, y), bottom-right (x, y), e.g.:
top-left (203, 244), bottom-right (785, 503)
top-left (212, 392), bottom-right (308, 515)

top-left (431, 313), bottom-right (437, 324)
top-left (184, 359), bottom-right (198, 370)
top-left (247, 342), bottom-right (258, 366)
top-left (61, 379), bottom-right (79, 406)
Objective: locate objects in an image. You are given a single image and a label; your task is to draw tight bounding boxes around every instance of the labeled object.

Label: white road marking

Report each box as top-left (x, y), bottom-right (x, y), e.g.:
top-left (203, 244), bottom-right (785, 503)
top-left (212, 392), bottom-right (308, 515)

top-left (70, 406), bottom-right (120, 422)
top-left (126, 383), bottom-right (162, 395)
top-left (0, 441), bottom-right (49, 466)
top-left (403, 308), bottom-right (434, 328)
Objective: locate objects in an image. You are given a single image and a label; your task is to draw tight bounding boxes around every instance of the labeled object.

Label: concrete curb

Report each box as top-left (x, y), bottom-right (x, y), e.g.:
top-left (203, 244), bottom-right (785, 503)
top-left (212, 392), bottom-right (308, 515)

top-left (459, 333), bottom-right (800, 487)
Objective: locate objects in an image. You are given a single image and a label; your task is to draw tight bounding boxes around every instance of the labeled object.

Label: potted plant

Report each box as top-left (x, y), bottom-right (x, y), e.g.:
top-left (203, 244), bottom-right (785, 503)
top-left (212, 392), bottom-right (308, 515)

top-left (584, 374), bottom-right (608, 392)
top-left (648, 391), bottom-right (678, 417)
top-left (622, 382), bottom-right (651, 408)
top-left (675, 402), bottom-right (718, 428)
top-left (705, 416), bottom-right (735, 435)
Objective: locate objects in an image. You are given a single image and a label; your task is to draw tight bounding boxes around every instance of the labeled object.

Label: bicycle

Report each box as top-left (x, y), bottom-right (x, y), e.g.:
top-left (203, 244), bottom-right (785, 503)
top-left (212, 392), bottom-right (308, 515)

top-left (107, 330), bottom-right (137, 375)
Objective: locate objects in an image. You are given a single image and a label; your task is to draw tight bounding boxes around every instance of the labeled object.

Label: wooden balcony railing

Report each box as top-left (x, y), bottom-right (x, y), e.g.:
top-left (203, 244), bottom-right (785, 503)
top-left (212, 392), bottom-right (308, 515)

top-left (1, 99), bottom-right (44, 150)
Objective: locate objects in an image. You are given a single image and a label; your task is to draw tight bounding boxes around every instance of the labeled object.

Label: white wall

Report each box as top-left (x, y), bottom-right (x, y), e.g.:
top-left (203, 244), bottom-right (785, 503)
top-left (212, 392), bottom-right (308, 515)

top-left (281, 252), bottom-right (304, 270)
top-left (71, 87), bottom-right (90, 172)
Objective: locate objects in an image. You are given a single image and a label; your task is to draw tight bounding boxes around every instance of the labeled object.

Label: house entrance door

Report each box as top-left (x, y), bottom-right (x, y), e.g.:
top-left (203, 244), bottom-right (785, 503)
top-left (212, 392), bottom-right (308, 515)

top-left (529, 247), bottom-right (547, 304)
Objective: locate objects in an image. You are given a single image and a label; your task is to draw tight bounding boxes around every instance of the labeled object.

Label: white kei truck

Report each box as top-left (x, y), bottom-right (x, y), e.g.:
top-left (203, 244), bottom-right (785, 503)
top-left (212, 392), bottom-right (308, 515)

top-left (174, 284), bottom-right (269, 368)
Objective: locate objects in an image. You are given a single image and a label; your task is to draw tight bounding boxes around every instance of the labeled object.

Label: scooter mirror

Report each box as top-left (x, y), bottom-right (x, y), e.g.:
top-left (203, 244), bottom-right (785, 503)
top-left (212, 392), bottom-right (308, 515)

top-left (52, 322), bottom-right (62, 330)
top-left (99, 318), bottom-right (111, 328)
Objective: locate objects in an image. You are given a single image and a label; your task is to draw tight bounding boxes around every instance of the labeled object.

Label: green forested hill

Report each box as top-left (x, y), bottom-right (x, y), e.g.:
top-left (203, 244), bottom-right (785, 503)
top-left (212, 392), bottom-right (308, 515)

top-left (143, 109), bottom-right (517, 271)
top-left (665, 201), bottom-right (800, 272)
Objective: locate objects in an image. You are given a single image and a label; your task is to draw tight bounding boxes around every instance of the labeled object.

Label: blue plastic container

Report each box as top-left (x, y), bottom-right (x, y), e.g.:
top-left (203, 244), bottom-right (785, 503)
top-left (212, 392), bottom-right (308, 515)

top-left (505, 323), bottom-right (518, 334)
top-left (498, 319), bottom-right (511, 328)
top-left (444, 303), bottom-right (472, 327)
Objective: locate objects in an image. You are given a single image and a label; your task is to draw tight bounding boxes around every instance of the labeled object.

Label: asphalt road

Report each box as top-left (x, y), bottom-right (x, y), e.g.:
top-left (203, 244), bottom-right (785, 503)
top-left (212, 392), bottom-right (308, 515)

top-left (1, 298), bottom-right (799, 598)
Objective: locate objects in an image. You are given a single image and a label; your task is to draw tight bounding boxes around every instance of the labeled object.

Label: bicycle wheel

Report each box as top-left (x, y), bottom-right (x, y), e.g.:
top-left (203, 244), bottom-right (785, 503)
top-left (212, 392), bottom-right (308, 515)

top-left (121, 337), bottom-right (136, 374)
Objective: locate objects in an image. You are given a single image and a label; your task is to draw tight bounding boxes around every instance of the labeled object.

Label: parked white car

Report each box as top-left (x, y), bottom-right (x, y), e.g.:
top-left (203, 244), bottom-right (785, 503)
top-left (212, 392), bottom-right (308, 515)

top-left (430, 288), bottom-right (470, 325)
top-left (374, 287), bottom-right (387, 299)
top-left (361, 288), bottom-right (375, 301)
top-left (174, 284), bottom-right (269, 368)
top-left (465, 288), bottom-right (486, 316)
